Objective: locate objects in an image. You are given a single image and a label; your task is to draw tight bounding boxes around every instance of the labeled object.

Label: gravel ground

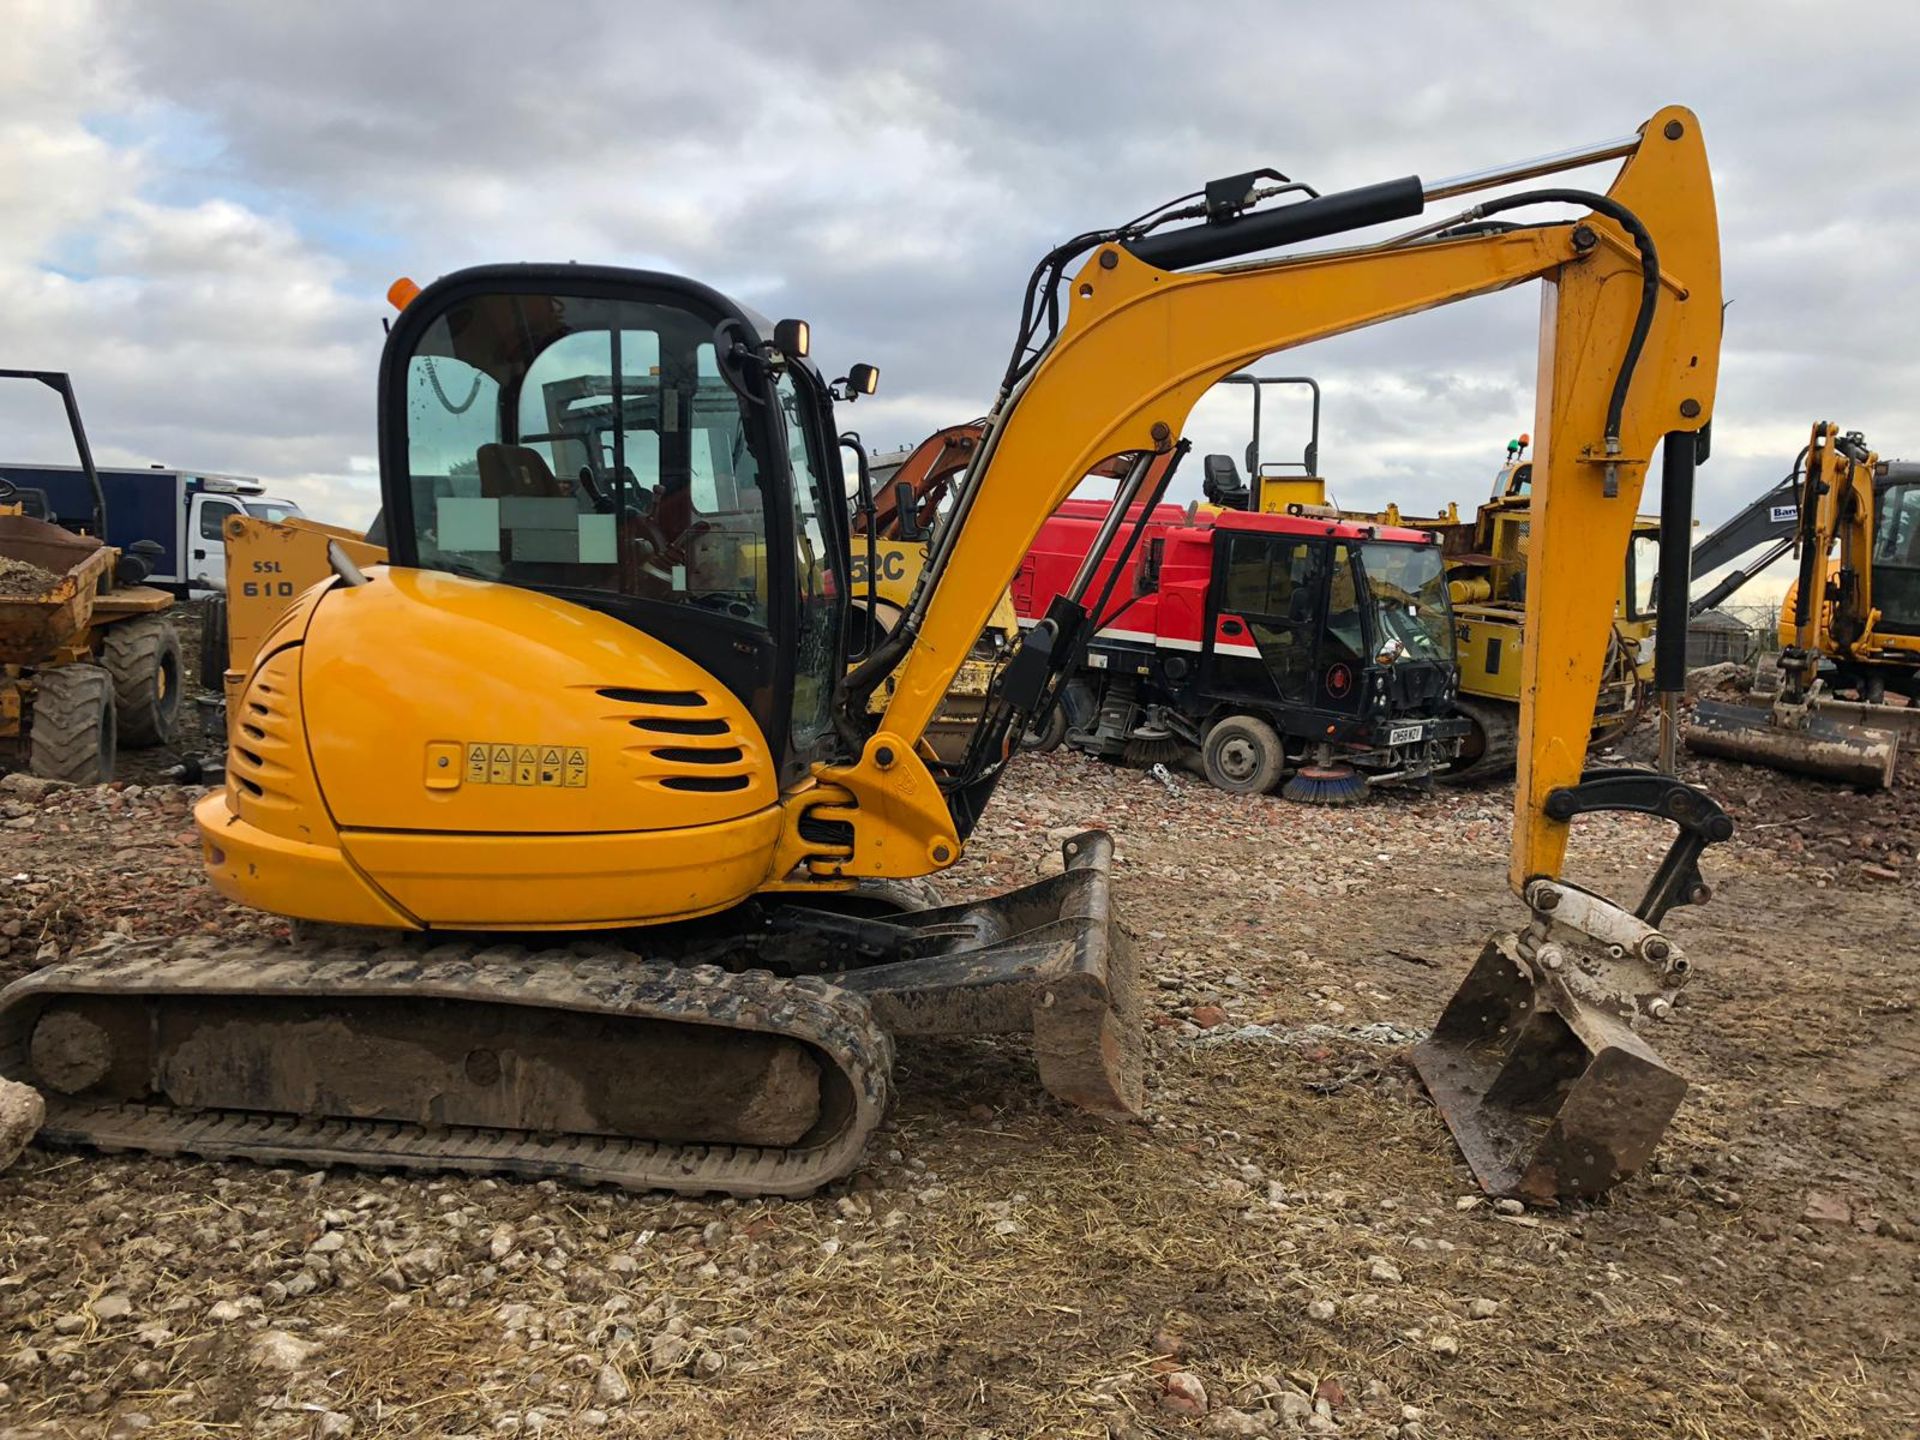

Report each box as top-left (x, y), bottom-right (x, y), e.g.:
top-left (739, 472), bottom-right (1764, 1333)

top-left (0, 738), bottom-right (1915, 1438)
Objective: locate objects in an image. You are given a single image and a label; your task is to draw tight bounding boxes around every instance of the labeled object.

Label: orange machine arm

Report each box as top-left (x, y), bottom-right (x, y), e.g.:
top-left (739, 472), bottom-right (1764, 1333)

top-left (816, 107), bottom-right (1719, 894)
top-left (857, 423), bottom-right (983, 538)
top-left (856, 421), bottom-right (1168, 540)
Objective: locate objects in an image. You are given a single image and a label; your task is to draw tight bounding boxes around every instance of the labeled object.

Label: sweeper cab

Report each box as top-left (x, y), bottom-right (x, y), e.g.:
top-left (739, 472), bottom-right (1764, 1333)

top-left (1013, 498), bottom-right (1467, 799)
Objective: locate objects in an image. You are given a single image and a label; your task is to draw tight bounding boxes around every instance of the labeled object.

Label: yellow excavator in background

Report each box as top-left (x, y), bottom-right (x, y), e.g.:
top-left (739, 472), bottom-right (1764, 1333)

top-left (3, 107), bottom-right (1726, 1204)
top-left (1685, 421), bottom-right (1920, 785)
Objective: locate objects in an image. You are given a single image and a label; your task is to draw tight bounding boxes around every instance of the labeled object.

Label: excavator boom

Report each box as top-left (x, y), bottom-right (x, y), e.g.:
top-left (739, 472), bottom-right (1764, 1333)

top-left (855, 422), bottom-right (983, 539)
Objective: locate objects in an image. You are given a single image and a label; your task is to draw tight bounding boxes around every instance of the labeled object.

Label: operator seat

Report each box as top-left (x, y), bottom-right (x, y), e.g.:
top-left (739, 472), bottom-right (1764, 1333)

top-left (477, 443), bottom-right (568, 498)
top-left (1202, 454), bottom-right (1252, 511)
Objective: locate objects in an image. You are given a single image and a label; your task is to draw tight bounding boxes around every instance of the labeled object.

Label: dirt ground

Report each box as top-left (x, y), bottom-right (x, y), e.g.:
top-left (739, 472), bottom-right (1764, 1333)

top-left (0, 687), bottom-right (1915, 1438)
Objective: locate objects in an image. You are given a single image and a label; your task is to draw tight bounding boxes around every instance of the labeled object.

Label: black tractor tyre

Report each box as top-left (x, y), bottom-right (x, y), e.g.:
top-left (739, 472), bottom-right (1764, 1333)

top-left (102, 615), bottom-right (185, 748)
top-left (29, 664), bottom-right (117, 785)
top-left (1201, 714), bottom-right (1287, 795)
top-left (199, 595), bottom-right (229, 692)
top-left (1021, 704), bottom-right (1070, 753)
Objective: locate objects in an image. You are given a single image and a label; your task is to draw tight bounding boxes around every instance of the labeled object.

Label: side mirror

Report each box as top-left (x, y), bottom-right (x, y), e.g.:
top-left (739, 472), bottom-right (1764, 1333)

top-left (893, 481), bottom-right (922, 543)
top-left (774, 318), bottom-right (810, 360)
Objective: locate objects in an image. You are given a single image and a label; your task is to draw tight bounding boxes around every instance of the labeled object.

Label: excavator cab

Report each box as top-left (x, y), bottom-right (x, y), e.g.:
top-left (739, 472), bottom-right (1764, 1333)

top-left (1871, 468), bottom-right (1920, 642)
top-left (386, 272), bottom-right (846, 787)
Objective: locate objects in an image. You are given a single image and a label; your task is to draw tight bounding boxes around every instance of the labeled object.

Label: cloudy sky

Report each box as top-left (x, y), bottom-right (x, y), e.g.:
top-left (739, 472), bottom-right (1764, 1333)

top-left (4, 1), bottom-right (1914, 601)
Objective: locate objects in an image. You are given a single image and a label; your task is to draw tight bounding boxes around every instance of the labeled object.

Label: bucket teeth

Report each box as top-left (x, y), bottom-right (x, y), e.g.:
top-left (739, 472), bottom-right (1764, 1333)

top-left (1412, 934), bottom-right (1688, 1203)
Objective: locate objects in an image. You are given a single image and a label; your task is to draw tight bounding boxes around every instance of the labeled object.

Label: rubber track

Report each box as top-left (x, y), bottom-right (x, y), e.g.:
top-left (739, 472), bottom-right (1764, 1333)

top-left (1438, 696), bottom-right (1519, 786)
top-left (0, 936), bottom-right (894, 1198)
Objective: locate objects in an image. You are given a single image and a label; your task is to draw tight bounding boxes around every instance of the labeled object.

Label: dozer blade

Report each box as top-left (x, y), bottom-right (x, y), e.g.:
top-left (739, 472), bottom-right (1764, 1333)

top-left (1412, 935), bottom-right (1687, 1203)
top-left (1684, 695), bottom-right (1899, 788)
top-left (832, 829), bottom-right (1145, 1118)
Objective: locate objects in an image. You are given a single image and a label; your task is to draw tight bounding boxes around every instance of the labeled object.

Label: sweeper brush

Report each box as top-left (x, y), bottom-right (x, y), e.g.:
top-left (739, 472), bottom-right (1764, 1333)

top-left (1281, 761), bottom-right (1368, 804)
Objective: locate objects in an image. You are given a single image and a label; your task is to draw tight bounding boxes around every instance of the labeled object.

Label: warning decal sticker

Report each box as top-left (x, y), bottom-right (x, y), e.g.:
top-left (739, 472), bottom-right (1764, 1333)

top-left (461, 743), bottom-right (588, 787)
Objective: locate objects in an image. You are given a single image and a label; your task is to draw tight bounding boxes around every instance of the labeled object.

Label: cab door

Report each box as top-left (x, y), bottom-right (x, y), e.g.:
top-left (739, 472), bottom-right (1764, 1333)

top-left (1872, 477), bottom-right (1920, 636)
top-left (1202, 531), bottom-right (1324, 708)
top-left (189, 490), bottom-right (243, 591)
top-left (1314, 542), bottom-right (1370, 716)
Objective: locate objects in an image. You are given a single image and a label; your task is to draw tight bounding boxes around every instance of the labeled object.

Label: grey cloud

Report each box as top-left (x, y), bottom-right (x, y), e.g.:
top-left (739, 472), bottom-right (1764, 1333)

top-left (4, 0), bottom-right (1914, 571)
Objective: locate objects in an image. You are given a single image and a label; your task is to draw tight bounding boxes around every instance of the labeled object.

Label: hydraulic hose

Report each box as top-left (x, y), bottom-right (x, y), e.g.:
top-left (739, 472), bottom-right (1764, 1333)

top-left (1469, 189), bottom-right (1659, 454)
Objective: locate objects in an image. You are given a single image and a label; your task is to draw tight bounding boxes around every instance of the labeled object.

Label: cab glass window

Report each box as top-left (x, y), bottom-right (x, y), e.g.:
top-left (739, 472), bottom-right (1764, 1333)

top-left (1359, 542), bottom-right (1451, 660)
top-left (777, 371), bottom-right (844, 749)
top-left (401, 292), bottom-right (774, 625)
top-left (1322, 542), bottom-right (1368, 666)
top-left (199, 500), bottom-right (240, 539)
top-left (1222, 532), bottom-right (1316, 619)
top-left (1873, 482), bottom-right (1920, 566)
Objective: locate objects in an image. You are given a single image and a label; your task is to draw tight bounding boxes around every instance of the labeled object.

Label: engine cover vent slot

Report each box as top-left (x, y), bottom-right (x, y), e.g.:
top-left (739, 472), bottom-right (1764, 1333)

top-left (652, 746), bottom-right (743, 766)
top-left (597, 687), bottom-right (704, 707)
top-left (630, 716), bottom-right (730, 736)
top-left (661, 774), bottom-right (752, 793)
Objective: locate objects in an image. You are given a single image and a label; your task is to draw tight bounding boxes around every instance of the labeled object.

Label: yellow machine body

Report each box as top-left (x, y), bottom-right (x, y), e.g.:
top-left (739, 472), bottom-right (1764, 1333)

top-left (1779, 562), bottom-right (1920, 667)
top-left (217, 513), bottom-right (385, 727)
top-left (1684, 422), bottom-right (1916, 786)
top-left (1253, 475), bottom-right (1328, 514)
top-left (1774, 426), bottom-right (1920, 673)
top-left (204, 569), bottom-right (786, 929)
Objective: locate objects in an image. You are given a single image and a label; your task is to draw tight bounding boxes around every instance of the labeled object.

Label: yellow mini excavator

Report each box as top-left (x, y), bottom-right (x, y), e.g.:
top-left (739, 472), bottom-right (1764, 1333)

top-left (1685, 421), bottom-right (1920, 786)
top-left (2, 107), bottom-right (1727, 1203)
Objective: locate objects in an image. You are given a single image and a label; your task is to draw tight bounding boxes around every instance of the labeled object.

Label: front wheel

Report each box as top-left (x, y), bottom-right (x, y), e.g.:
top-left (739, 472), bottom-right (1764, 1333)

top-left (29, 664), bottom-right (117, 784)
top-left (1201, 714), bottom-right (1286, 795)
top-left (1021, 705), bottom-right (1069, 753)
